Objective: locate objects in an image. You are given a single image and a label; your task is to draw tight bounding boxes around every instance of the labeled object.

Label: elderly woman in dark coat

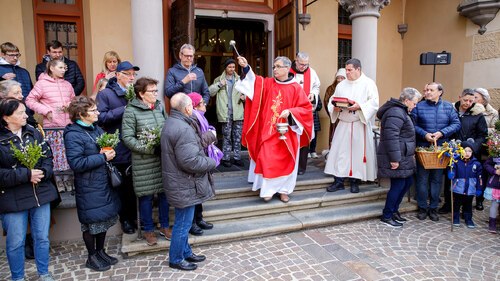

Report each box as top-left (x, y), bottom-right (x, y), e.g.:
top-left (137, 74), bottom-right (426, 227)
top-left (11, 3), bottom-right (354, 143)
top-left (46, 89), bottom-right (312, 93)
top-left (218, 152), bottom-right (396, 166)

top-left (377, 88), bottom-right (422, 228)
top-left (64, 96), bottom-right (120, 272)
top-left (0, 98), bottom-right (58, 281)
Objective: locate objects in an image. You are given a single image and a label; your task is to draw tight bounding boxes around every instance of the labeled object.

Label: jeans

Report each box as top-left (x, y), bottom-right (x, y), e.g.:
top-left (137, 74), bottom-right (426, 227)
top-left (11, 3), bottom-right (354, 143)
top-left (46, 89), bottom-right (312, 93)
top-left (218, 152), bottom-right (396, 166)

top-left (169, 205), bottom-right (195, 264)
top-left (382, 177), bottom-right (413, 219)
top-left (138, 192), bottom-right (169, 232)
top-left (1, 203), bottom-right (51, 280)
top-left (416, 163), bottom-right (444, 209)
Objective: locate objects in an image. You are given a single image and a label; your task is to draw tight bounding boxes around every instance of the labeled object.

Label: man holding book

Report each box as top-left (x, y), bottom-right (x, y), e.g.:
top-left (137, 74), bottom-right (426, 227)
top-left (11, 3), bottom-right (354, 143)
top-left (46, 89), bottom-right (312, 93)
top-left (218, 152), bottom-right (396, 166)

top-left (324, 58), bottom-right (379, 193)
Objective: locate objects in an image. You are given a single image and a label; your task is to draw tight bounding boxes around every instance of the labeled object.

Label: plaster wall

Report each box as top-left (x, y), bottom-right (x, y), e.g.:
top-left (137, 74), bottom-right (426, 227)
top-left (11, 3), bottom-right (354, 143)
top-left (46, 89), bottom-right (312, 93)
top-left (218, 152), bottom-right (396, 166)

top-left (86, 0), bottom-right (133, 92)
top-left (402, 0), bottom-right (472, 103)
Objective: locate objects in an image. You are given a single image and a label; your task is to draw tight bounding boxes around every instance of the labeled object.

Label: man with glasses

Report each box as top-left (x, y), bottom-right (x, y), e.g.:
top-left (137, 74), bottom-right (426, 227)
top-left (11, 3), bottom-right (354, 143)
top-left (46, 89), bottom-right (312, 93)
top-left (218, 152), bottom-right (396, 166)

top-left (324, 58), bottom-right (379, 194)
top-left (96, 61), bottom-right (140, 235)
top-left (290, 52), bottom-right (321, 174)
top-left (235, 56), bottom-right (313, 203)
top-left (412, 82), bottom-right (460, 221)
top-left (165, 44), bottom-right (210, 104)
top-left (35, 40), bottom-right (85, 96)
top-left (0, 42), bottom-right (33, 99)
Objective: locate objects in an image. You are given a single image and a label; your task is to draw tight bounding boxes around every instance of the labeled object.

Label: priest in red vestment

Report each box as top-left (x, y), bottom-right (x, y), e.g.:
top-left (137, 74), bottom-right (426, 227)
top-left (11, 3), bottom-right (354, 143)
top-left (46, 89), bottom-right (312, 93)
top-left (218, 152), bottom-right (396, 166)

top-left (235, 56), bottom-right (313, 203)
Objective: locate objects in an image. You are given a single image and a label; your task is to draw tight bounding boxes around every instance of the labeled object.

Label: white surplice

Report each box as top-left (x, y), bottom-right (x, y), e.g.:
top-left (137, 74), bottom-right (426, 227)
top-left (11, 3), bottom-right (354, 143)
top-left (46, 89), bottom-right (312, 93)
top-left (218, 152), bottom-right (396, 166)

top-left (324, 73), bottom-right (379, 181)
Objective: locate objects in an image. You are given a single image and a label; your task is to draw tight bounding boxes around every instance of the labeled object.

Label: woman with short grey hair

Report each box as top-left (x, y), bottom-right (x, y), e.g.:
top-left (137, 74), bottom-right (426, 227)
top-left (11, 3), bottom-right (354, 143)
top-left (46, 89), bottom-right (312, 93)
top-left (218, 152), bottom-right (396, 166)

top-left (474, 88), bottom-right (498, 133)
top-left (0, 80), bottom-right (23, 100)
top-left (377, 87), bottom-right (421, 227)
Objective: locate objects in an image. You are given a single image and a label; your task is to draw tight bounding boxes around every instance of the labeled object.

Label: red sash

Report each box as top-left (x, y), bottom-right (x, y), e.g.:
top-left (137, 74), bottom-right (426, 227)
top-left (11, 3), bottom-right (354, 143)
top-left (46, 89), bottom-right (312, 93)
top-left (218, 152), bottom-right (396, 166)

top-left (289, 67), bottom-right (311, 96)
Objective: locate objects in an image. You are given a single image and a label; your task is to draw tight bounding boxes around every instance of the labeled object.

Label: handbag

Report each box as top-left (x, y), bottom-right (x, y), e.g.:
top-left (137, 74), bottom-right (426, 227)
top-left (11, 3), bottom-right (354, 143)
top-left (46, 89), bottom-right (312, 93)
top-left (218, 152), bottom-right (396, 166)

top-left (106, 162), bottom-right (123, 188)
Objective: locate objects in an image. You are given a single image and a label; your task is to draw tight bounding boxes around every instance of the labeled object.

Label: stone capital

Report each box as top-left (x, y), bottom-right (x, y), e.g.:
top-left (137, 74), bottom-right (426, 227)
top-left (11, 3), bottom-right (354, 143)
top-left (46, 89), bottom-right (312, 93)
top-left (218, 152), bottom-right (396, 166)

top-left (338, 0), bottom-right (391, 20)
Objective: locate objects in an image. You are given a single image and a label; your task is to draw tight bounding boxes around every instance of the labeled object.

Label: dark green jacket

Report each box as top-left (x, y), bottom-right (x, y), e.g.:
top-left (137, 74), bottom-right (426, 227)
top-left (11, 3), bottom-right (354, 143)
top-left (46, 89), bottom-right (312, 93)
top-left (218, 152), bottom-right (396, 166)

top-left (122, 98), bottom-right (166, 197)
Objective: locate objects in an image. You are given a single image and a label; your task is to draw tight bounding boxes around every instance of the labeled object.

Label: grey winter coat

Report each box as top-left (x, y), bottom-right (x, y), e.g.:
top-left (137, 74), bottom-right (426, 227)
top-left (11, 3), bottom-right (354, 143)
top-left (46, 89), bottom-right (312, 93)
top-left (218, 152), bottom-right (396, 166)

top-left (377, 98), bottom-right (417, 178)
top-left (122, 98), bottom-right (166, 197)
top-left (208, 71), bottom-right (244, 122)
top-left (161, 109), bottom-right (216, 208)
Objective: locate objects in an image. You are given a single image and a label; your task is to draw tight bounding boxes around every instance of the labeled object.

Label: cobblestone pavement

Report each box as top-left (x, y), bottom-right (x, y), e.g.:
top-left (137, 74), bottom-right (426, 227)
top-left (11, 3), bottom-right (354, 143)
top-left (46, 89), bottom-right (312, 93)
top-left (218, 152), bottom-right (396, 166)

top-left (1, 207), bottom-right (498, 281)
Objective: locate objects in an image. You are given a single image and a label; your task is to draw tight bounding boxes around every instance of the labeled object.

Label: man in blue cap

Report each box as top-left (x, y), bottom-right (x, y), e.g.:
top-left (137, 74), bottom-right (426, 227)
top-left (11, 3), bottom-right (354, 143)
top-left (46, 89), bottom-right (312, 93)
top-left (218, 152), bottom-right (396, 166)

top-left (96, 61), bottom-right (140, 234)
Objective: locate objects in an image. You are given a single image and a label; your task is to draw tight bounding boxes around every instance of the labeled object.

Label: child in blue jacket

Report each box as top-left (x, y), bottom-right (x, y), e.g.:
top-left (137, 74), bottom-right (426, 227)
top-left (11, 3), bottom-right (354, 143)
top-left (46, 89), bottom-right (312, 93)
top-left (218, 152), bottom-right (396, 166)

top-left (448, 141), bottom-right (482, 228)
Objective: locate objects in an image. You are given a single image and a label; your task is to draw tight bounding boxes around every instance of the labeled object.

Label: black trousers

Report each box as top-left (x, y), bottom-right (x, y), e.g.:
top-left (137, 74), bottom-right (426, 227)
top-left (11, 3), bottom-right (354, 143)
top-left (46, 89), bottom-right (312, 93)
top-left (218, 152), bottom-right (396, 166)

top-left (115, 163), bottom-right (137, 224)
top-left (453, 193), bottom-right (473, 215)
top-left (298, 146), bottom-right (309, 173)
top-left (193, 204), bottom-right (203, 223)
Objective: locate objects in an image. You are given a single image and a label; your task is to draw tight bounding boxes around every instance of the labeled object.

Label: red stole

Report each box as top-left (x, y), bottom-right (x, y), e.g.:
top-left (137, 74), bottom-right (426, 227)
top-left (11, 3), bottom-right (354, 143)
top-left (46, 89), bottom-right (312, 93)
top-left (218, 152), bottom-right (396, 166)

top-left (242, 76), bottom-right (313, 178)
top-left (289, 67), bottom-right (311, 96)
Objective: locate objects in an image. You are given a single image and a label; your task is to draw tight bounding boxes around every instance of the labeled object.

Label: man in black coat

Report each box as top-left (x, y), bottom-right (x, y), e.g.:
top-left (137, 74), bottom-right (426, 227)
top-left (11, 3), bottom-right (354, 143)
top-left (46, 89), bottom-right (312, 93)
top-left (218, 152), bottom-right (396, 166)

top-left (35, 40), bottom-right (85, 96)
top-left (439, 88), bottom-right (488, 214)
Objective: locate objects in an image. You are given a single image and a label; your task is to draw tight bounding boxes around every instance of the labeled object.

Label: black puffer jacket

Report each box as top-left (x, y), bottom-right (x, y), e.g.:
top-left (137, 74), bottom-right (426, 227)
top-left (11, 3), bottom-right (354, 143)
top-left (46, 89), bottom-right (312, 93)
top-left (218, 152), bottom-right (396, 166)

top-left (64, 122), bottom-right (120, 224)
top-left (35, 55), bottom-right (85, 96)
top-left (451, 101), bottom-right (488, 157)
top-left (376, 98), bottom-right (416, 178)
top-left (0, 125), bottom-right (58, 214)
top-left (161, 109), bottom-right (216, 209)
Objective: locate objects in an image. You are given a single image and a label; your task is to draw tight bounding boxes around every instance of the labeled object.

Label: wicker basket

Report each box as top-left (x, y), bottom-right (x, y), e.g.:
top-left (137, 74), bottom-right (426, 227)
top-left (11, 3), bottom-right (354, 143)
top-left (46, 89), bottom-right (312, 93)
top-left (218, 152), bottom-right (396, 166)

top-left (415, 140), bottom-right (450, 169)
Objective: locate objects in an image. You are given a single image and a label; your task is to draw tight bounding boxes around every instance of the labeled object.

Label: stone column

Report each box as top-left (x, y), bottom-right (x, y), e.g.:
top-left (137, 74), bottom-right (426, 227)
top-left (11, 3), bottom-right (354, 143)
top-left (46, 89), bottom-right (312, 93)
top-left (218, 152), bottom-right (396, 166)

top-left (338, 0), bottom-right (390, 81)
top-left (131, 0), bottom-right (165, 96)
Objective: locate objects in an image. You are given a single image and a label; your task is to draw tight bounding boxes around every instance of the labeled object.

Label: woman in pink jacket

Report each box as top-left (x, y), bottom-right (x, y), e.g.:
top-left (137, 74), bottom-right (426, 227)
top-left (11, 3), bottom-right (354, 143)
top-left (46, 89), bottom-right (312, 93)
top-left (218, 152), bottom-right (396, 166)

top-left (26, 59), bottom-right (75, 192)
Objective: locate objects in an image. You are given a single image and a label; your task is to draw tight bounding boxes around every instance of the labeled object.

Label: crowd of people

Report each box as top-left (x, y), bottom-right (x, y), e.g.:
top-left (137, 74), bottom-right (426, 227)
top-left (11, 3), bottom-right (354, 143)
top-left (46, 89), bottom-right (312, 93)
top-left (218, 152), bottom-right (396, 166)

top-left (0, 39), bottom-right (499, 280)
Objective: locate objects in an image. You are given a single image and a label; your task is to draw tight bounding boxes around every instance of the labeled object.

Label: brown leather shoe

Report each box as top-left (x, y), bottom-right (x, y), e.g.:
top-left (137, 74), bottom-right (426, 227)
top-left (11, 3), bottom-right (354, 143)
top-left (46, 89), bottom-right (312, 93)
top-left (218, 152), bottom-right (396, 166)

top-left (159, 227), bottom-right (172, 240)
top-left (279, 193), bottom-right (290, 203)
top-left (143, 231), bottom-right (157, 246)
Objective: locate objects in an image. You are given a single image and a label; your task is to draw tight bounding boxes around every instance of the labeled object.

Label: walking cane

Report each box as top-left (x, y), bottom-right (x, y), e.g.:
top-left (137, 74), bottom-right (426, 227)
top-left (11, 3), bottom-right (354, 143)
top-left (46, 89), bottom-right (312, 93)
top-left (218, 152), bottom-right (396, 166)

top-left (450, 184), bottom-right (454, 232)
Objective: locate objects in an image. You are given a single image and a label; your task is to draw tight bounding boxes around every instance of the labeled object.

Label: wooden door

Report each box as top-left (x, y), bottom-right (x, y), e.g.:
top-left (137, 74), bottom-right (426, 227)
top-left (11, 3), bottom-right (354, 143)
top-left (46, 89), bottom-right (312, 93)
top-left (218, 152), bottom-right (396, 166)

top-left (170, 0), bottom-right (195, 65)
top-left (275, 1), bottom-right (295, 60)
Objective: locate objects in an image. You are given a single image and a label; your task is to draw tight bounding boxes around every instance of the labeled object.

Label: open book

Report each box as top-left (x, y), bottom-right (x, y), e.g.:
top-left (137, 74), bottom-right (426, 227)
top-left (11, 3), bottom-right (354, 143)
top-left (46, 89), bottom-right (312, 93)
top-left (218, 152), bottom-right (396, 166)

top-left (332, 97), bottom-right (355, 108)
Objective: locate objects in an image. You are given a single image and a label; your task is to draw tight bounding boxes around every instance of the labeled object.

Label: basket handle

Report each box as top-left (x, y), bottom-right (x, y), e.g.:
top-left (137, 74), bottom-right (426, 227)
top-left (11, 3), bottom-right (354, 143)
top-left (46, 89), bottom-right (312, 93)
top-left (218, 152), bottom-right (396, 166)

top-left (433, 138), bottom-right (437, 152)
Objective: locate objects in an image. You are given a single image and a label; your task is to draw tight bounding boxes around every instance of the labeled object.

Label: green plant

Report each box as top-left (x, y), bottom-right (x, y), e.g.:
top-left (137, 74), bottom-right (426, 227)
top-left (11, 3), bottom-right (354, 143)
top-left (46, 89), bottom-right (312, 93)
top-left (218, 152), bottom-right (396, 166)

top-left (137, 126), bottom-right (161, 150)
top-left (10, 139), bottom-right (46, 170)
top-left (96, 129), bottom-right (120, 148)
top-left (125, 84), bottom-right (135, 102)
top-left (495, 119), bottom-right (500, 132)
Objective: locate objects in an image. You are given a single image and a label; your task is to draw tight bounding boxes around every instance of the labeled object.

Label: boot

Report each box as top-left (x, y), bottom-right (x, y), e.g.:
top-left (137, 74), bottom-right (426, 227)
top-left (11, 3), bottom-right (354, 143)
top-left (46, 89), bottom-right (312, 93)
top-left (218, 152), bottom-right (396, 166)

top-left (464, 213), bottom-right (475, 229)
top-left (452, 212), bottom-right (460, 227)
top-left (25, 234), bottom-right (35, 260)
top-left (86, 253), bottom-right (111, 271)
top-left (96, 249), bottom-right (118, 265)
top-left (488, 217), bottom-right (497, 234)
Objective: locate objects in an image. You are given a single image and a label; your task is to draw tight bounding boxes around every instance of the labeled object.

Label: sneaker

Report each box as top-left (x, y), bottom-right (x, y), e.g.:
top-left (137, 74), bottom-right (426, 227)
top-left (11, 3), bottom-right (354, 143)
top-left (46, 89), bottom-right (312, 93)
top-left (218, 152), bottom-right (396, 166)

top-left (307, 153), bottom-right (312, 159)
top-left (143, 231), bottom-right (157, 246)
top-left (428, 209), bottom-right (439, 221)
top-left (310, 152), bottom-right (319, 159)
top-left (392, 212), bottom-right (408, 223)
top-left (465, 220), bottom-right (475, 229)
top-left (416, 208), bottom-right (427, 220)
top-left (380, 217), bottom-right (403, 228)
top-left (159, 227), bottom-right (172, 240)
top-left (39, 274), bottom-right (55, 281)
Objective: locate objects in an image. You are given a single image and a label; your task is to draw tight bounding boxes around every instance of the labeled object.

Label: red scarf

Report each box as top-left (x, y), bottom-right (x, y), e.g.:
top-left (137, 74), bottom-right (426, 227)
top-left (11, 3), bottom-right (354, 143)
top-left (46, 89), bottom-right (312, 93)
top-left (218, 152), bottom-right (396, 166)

top-left (289, 67), bottom-right (311, 96)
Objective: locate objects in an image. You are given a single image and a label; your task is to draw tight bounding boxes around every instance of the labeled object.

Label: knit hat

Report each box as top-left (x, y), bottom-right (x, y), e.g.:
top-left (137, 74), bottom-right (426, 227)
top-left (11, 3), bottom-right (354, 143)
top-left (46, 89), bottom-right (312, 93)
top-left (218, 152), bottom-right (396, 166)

top-left (461, 140), bottom-right (475, 153)
top-left (474, 88), bottom-right (490, 104)
top-left (187, 92), bottom-right (203, 107)
top-left (336, 68), bottom-right (346, 79)
top-left (223, 58), bottom-right (236, 68)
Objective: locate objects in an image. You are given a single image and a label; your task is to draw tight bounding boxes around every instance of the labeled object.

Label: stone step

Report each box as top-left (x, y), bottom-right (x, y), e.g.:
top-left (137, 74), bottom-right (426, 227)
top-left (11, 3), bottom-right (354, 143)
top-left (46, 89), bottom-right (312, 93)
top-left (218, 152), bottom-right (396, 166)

top-left (203, 184), bottom-right (385, 222)
top-left (121, 200), bottom-right (418, 256)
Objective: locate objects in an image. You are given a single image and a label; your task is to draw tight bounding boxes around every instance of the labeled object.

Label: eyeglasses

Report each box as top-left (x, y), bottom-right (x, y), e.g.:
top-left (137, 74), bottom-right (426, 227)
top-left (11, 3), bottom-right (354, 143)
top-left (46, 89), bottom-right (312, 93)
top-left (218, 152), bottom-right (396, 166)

top-left (5, 53), bottom-right (21, 58)
top-left (87, 109), bottom-right (99, 113)
top-left (145, 90), bottom-right (158, 94)
top-left (297, 63), bottom-right (309, 67)
top-left (272, 65), bottom-right (287, 70)
top-left (181, 53), bottom-right (194, 58)
top-left (120, 72), bottom-right (137, 77)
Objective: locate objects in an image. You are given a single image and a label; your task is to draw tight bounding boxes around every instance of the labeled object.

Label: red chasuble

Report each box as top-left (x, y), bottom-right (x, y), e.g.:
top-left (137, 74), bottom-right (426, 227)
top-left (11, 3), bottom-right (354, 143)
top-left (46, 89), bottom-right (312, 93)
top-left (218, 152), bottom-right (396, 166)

top-left (242, 75), bottom-right (313, 178)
